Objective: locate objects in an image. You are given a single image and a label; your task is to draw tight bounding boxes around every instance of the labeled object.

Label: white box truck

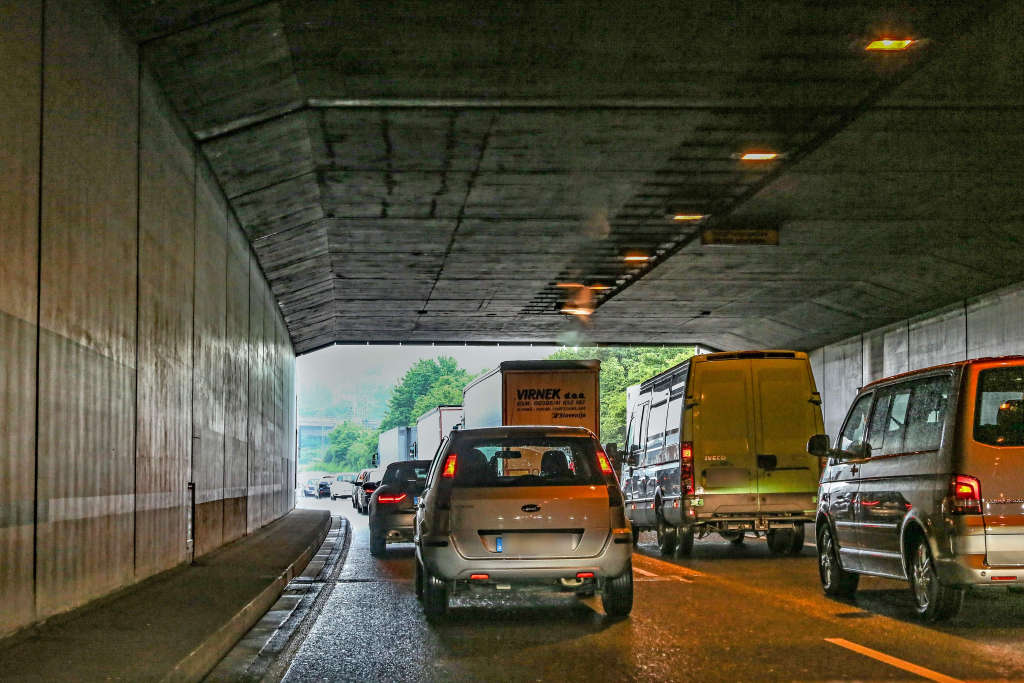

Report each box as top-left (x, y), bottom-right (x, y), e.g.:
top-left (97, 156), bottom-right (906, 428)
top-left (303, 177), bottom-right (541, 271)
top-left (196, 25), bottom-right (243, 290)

top-left (415, 405), bottom-right (464, 461)
top-left (376, 425), bottom-right (418, 468)
top-left (462, 360), bottom-right (601, 434)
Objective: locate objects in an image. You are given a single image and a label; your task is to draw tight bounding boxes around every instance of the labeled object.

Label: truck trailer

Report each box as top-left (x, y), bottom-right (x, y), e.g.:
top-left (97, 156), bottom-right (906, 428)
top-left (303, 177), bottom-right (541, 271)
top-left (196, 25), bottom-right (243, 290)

top-left (376, 425), bottom-right (418, 469)
top-left (415, 405), bottom-right (464, 461)
top-left (462, 360), bottom-right (600, 435)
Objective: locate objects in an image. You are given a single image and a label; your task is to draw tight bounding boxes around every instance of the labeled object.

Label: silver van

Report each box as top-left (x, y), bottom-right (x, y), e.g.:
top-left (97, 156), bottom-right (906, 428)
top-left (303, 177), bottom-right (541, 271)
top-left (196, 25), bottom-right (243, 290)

top-left (810, 356), bottom-right (1024, 621)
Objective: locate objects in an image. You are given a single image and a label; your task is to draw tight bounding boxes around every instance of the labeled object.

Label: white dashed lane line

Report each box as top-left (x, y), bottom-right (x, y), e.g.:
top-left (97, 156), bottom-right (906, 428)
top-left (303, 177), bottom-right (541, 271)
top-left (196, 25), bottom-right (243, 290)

top-left (825, 638), bottom-right (964, 683)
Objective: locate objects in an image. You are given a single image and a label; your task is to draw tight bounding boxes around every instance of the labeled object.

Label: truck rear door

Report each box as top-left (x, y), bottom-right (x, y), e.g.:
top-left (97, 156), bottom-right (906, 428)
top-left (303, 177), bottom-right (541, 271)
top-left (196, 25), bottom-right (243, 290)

top-left (690, 358), bottom-right (755, 513)
top-left (751, 358), bottom-right (823, 510)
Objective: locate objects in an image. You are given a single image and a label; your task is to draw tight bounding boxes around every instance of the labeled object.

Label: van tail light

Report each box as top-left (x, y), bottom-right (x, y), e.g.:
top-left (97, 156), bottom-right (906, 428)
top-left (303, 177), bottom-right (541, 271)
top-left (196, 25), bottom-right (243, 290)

top-left (596, 449), bottom-right (614, 476)
top-left (680, 442), bottom-right (695, 495)
top-left (377, 492), bottom-right (407, 504)
top-left (441, 453), bottom-right (458, 479)
top-left (950, 474), bottom-right (982, 514)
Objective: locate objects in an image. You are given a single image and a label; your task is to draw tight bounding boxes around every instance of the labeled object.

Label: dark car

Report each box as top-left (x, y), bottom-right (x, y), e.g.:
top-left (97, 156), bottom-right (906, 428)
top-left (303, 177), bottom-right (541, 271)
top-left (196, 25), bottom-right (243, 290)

top-left (356, 469), bottom-right (383, 514)
top-left (369, 460), bottom-right (432, 556)
top-left (317, 480), bottom-right (332, 498)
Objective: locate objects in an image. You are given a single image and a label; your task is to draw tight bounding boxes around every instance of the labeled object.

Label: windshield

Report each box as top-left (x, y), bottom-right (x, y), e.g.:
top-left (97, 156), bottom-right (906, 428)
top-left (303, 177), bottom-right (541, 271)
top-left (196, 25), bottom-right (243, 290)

top-left (975, 366), bottom-right (1024, 446)
top-left (449, 436), bottom-right (603, 487)
top-left (382, 462), bottom-right (431, 486)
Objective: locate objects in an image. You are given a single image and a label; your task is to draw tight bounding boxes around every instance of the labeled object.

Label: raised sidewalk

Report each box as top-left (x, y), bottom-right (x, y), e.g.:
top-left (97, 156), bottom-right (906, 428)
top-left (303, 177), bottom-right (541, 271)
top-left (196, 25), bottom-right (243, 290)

top-left (0, 508), bottom-right (332, 681)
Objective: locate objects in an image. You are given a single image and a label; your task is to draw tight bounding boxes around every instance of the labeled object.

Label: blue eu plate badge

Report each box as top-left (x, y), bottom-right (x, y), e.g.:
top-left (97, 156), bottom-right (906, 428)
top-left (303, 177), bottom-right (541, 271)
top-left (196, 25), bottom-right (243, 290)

top-left (495, 537), bottom-right (503, 553)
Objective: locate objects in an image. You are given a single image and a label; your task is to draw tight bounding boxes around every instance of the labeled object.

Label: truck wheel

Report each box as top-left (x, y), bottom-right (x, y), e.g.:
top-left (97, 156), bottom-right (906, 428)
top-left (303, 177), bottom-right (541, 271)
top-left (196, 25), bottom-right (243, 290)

top-left (787, 523), bottom-right (806, 555)
top-left (909, 536), bottom-right (963, 621)
top-left (657, 518), bottom-right (676, 556)
top-left (601, 562), bottom-right (633, 618)
top-left (818, 525), bottom-right (859, 597)
top-left (720, 531), bottom-right (745, 545)
top-left (369, 529), bottom-right (386, 556)
top-left (767, 529), bottom-right (794, 555)
top-left (675, 526), bottom-right (695, 557)
top-left (422, 567), bottom-right (449, 618)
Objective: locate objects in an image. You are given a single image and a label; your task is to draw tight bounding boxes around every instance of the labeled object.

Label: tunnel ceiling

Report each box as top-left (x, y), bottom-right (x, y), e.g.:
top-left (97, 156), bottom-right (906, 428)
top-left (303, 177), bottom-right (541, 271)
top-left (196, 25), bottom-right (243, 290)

top-left (116, 0), bottom-right (1024, 354)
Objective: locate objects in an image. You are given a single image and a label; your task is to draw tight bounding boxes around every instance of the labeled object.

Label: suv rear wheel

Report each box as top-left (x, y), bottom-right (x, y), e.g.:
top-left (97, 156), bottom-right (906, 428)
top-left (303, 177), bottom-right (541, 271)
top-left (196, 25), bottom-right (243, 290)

top-left (601, 562), bottom-right (633, 618)
top-left (767, 526), bottom-right (804, 556)
top-left (675, 526), bottom-right (695, 557)
top-left (369, 528), bottom-right (386, 556)
top-left (909, 537), bottom-right (963, 621)
top-left (818, 525), bottom-right (858, 597)
top-left (422, 566), bottom-right (449, 618)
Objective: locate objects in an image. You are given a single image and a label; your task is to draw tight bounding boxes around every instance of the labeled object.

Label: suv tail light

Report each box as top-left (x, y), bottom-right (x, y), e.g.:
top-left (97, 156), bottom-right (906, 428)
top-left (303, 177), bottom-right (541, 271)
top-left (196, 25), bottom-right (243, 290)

top-left (680, 442), bottom-right (695, 495)
top-left (441, 452), bottom-right (458, 478)
top-left (377, 492), bottom-right (407, 504)
top-left (950, 474), bottom-right (982, 514)
top-left (596, 448), bottom-right (614, 476)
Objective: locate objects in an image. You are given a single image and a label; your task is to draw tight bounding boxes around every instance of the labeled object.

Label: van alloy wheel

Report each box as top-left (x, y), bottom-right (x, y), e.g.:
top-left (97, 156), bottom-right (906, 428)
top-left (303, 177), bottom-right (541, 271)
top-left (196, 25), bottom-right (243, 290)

top-left (657, 517), bottom-right (677, 556)
top-left (909, 538), bottom-right (964, 621)
top-left (675, 526), bottom-right (695, 557)
top-left (818, 525), bottom-right (858, 597)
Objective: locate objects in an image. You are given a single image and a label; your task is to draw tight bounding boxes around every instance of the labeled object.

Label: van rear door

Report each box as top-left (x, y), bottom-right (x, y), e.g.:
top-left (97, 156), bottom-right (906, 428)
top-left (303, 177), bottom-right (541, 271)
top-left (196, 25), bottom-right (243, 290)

top-left (751, 357), bottom-right (823, 511)
top-left (690, 358), bottom-right (755, 513)
top-left (967, 362), bottom-right (1024, 567)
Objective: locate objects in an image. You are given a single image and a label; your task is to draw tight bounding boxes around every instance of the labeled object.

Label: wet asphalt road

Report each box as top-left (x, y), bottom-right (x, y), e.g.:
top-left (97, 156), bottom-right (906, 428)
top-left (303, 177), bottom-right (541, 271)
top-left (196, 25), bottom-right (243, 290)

top-left (284, 494), bottom-right (1024, 682)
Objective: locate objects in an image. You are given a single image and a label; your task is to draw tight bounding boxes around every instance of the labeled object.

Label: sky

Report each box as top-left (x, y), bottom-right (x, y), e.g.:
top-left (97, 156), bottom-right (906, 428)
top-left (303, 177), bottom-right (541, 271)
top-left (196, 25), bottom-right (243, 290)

top-left (296, 344), bottom-right (561, 402)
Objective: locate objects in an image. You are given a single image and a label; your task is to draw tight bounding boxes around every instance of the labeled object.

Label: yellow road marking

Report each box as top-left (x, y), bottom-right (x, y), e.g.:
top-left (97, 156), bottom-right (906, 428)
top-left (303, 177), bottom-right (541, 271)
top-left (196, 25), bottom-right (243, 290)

top-left (634, 553), bottom-right (705, 577)
top-left (825, 638), bottom-right (964, 683)
top-left (632, 566), bottom-right (658, 577)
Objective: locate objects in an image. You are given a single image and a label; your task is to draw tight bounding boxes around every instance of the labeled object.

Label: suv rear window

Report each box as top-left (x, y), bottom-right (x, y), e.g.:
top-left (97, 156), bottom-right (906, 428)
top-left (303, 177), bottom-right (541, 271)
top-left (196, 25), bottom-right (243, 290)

top-left (449, 436), bottom-right (603, 487)
top-left (382, 462), bottom-right (430, 486)
top-left (975, 367), bottom-right (1024, 446)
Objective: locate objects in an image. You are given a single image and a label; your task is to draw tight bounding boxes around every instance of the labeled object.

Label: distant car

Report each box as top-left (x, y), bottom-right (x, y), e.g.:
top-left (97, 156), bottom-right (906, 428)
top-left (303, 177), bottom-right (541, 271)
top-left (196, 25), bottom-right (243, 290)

top-left (317, 480), bottom-right (332, 498)
top-left (415, 426), bottom-right (633, 618)
top-left (356, 469), bottom-right (384, 514)
top-left (303, 479), bottom-right (317, 497)
top-left (369, 460), bottom-right (432, 555)
top-left (331, 473), bottom-right (356, 500)
top-left (352, 469), bottom-right (372, 510)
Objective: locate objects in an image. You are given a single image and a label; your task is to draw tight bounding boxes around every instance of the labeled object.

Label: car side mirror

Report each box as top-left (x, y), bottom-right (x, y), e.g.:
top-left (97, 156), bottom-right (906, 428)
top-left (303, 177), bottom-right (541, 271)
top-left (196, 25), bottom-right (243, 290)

top-left (625, 448), bottom-right (640, 467)
top-left (806, 434), bottom-right (831, 458)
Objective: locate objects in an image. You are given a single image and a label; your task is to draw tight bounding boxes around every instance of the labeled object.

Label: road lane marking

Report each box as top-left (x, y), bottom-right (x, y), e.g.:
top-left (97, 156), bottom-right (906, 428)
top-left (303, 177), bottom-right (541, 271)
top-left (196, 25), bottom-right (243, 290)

top-left (825, 638), bottom-right (964, 683)
top-left (635, 554), bottom-right (705, 577)
top-left (670, 575), bottom-right (694, 583)
top-left (632, 566), bottom-right (659, 577)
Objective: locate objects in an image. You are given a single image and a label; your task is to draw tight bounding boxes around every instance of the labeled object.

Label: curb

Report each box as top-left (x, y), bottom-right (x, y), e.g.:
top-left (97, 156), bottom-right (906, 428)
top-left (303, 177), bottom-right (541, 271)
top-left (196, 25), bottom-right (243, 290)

top-left (160, 512), bottom-right (333, 683)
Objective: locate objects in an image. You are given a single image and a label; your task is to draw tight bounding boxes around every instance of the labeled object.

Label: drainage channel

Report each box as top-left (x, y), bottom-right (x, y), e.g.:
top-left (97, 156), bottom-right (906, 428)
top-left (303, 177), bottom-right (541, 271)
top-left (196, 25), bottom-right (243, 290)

top-left (205, 516), bottom-right (352, 682)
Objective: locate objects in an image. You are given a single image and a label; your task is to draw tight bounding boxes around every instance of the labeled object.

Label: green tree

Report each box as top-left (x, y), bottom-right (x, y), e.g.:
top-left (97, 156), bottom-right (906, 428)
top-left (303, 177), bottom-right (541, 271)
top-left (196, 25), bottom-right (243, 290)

top-left (546, 346), bottom-right (694, 445)
top-left (380, 357), bottom-right (474, 429)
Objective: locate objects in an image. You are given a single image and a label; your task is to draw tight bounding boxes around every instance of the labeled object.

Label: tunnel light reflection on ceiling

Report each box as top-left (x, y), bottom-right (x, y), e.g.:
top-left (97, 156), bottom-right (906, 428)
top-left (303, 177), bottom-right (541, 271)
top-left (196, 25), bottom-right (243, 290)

top-left (623, 253), bottom-right (651, 262)
top-left (588, 283), bottom-right (613, 291)
top-left (555, 282), bottom-right (585, 289)
top-left (739, 152), bottom-right (779, 161)
top-left (865, 39), bottom-right (914, 51)
top-left (672, 213), bottom-right (706, 222)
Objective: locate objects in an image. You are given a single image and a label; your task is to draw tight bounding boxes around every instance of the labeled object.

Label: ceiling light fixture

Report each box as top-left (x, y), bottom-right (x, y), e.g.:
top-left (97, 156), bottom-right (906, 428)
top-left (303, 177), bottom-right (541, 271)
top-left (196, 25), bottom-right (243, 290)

top-left (623, 253), bottom-right (651, 262)
top-left (588, 284), bottom-right (613, 291)
top-left (865, 39), bottom-right (914, 51)
top-left (555, 282), bottom-right (585, 288)
top-left (672, 213), bottom-right (707, 222)
top-left (560, 307), bottom-right (594, 316)
top-left (738, 151), bottom-right (780, 161)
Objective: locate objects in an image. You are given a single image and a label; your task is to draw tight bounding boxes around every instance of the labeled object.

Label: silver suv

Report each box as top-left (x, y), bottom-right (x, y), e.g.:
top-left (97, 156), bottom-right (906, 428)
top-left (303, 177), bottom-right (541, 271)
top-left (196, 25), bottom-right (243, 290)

top-left (414, 426), bottom-right (633, 618)
top-left (810, 356), bottom-right (1024, 621)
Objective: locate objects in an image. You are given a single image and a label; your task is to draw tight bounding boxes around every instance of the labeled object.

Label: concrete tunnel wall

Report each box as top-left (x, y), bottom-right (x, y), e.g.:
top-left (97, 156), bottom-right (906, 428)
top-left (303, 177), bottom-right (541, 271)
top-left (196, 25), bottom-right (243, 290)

top-left (0, 0), bottom-right (296, 637)
top-left (810, 281), bottom-right (1024, 441)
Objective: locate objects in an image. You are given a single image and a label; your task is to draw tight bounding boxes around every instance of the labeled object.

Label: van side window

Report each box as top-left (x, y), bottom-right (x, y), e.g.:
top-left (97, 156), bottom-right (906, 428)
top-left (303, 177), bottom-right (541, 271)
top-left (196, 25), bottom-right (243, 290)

top-left (879, 387), bottom-right (912, 455)
top-left (904, 376), bottom-right (952, 452)
top-left (866, 391), bottom-right (892, 456)
top-left (838, 394), bottom-right (872, 456)
top-left (665, 393), bottom-right (683, 449)
top-left (644, 399), bottom-right (668, 465)
top-left (974, 367), bottom-right (1024, 446)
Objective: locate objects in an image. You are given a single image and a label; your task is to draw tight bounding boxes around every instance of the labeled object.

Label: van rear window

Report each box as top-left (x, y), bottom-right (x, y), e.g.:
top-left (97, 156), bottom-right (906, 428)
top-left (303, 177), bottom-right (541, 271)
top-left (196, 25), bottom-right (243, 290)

top-left (448, 437), bottom-right (604, 487)
top-left (974, 367), bottom-right (1024, 446)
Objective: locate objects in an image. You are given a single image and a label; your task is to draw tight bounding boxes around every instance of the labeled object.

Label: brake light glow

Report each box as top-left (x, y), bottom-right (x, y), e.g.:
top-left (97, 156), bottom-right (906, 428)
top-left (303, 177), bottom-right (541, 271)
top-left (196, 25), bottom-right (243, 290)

top-left (950, 474), bottom-right (982, 514)
top-left (576, 572), bottom-right (595, 579)
top-left (596, 449), bottom-right (614, 475)
top-left (470, 574), bottom-right (489, 580)
top-left (680, 441), bottom-right (695, 495)
top-left (442, 453), bottom-right (457, 478)
top-left (377, 493), bottom-right (407, 504)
